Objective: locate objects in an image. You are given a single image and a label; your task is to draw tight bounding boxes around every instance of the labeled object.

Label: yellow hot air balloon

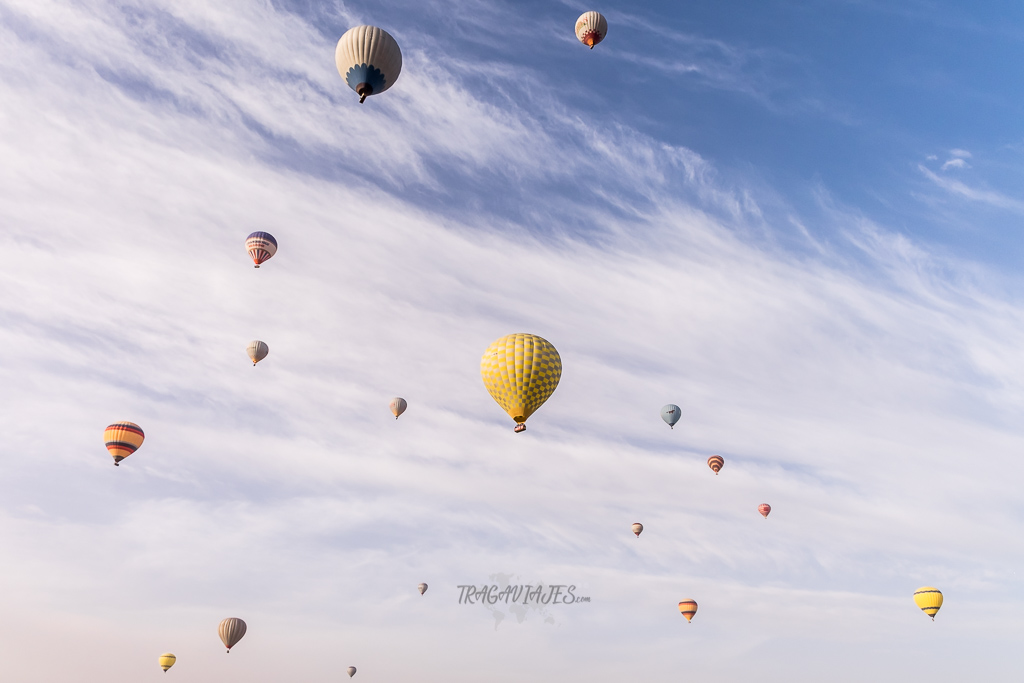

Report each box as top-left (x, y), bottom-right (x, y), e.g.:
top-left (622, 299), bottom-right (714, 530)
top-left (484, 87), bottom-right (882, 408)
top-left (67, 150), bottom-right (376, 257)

top-left (914, 586), bottom-right (943, 620)
top-left (481, 333), bottom-right (561, 433)
top-left (104, 422), bottom-right (145, 466)
top-left (158, 653), bottom-right (176, 672)
top-left (678, 599), bottom-right (698, 622)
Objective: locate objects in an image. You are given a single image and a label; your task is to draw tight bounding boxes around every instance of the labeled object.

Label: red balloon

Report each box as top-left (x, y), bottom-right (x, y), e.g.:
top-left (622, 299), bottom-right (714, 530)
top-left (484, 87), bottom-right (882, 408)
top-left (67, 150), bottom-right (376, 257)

top-left (758, 503), bottom-right (771, 519)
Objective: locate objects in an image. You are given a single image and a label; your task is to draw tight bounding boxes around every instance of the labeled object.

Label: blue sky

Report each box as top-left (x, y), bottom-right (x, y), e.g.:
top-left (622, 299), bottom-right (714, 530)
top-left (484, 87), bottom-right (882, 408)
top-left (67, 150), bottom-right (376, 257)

top-left (2, 1), bottom-right (1024, 681)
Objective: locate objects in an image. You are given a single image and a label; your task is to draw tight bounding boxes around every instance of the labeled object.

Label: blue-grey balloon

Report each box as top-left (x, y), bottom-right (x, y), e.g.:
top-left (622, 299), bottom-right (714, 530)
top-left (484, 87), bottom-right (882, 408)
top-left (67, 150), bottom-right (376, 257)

top-left (661, 404), bottom-right (680, 429)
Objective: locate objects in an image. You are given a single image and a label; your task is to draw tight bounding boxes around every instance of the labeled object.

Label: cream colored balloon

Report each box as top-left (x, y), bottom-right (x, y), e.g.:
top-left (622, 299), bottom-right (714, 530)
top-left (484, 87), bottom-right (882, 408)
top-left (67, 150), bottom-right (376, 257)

top-left (390, 397), bottom-right (408, 419)
top-left (247, 340), bottom-right (269, 366)
top-left (575, 11), bottom-right (608, 49)
top-left (218, 617), bottom-right (247, 652)
top-left (336, 26), bottom-right (403, 102)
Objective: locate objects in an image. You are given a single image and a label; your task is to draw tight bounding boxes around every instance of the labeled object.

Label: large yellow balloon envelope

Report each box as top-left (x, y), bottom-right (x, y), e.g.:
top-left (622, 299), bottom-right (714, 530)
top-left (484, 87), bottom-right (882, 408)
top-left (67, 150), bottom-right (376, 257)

top-left (914, 586), bottom-right (943, 620)
top-left (104, 422), bottom-right (144, 466)
top-left (158, 653), bottom-right (176, 671)
top-left (481, 333), bottom-right (561, 433)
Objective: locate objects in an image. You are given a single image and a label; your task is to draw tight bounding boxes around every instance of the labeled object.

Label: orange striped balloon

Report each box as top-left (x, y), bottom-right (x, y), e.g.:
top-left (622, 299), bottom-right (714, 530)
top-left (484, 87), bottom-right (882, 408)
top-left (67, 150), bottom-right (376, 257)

top-left (678, 599), bottom-right (698, 622)
top-left (104, 422), bottom-right (144, 466)
top-left (758, 503), bottom-right (771, 518)
top-left (707, 455), bottom-right (724, 474)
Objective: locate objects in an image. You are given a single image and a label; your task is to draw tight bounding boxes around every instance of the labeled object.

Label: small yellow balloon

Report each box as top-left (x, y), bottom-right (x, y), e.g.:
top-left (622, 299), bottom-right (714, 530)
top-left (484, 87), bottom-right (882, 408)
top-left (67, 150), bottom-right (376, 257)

top-left (913, 586), bottom-right (943, 620)
top-left (158, 653), bottom-right (176, 672)
top-left (480, 333), bottom-right (561, 432)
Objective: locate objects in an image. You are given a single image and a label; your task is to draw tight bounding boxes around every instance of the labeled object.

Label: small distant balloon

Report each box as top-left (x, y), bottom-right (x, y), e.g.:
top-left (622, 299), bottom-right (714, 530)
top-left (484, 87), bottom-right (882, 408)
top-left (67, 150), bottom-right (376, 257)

top-left (390, 397), bottom-right (408, 419)
top-left (247, 340), bottom-right (269, 366)
top-left (913, 587), bottom-right (943, 620)
top-left (661, 404), bottom-right (680, 429)
top-left (245, 232), bottom-right (277, 268)
top-left (678, 599), bottom-right (698, 622)
top-left (104, 422), bottom-right (144, 466)
top-left (575, 11), bottom-right (608, 49)
top-left (758, 503), bottom-right (771, 519)
top-left (418, 582), bottom-right (428, 595)
top-left (336, 26), bottom-right (403, 103)
top-left (347, 666), bottom-right (357, 678)
top-left (218, 617), bottom-right (247, 652)
top-left (158, 653), bottom-right (176, 672)
top-left (707, 455), bottom-right (724, 475)
top-left (631, 522), bottom-right (643, 537)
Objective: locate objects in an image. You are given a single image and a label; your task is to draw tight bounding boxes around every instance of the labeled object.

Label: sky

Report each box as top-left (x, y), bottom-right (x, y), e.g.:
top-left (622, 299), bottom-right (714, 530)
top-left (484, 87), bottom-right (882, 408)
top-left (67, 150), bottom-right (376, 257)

top-left (2, 0), bottom-right (1024, 681)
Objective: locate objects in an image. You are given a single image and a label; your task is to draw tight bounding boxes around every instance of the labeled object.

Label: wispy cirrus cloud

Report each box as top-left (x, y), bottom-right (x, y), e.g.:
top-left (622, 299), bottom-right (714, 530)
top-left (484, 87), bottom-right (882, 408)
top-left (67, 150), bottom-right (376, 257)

top-left (919, 164), bottom-right (1024, 212)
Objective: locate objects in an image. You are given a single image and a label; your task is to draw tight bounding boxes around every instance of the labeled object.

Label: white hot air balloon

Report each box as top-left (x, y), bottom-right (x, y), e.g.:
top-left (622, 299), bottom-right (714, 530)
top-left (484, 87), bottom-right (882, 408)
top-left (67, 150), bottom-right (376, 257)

top-left (390, 397), bottom-right (408, 419)
top-left (575, 11), bottom-right (608, 49)
top-left (347, 666), bottom-right (357, 678)
top-left (418, 582), bottom-right (428, 595)
top-left (247, 340), bottom-right (269, 366)
top-left (336, 26), bottom-right (403, 103)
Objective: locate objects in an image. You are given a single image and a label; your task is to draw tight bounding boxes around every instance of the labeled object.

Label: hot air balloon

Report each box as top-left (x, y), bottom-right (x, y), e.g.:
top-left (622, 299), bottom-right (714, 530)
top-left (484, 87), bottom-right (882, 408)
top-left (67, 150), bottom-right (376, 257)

top-left (218, 617), bottom-right (247, 652)
top-left (631, 522), bottom-right (643, 537)
top-left (575, 11), bottom-right (608, 49)
top-left (678, 599), bottom-right (698, 622)
top-left (336, 26), bottom-right (403, 103)
top-left (914, 587), bottom-right (943, 620)
top-left (390, 397), bottom-right (408, 419)
top-left (158, 653), bottom-right (176, 672)
top-left (418, 582), bottom-right (428, 595)
top-left (104, 422), bottom-right (144, 466)
top-left (245, 232), bottom-right (277, 268)
top-left (347, 666), bottom-right (357, 678)
top-left (707, 455), bottom-right (724, 475)
top-left (481, 333), bottom-right (562, 433)
top-left (758, 503), bottom-right (771, 519)
top-left (247, 340), bottom-right (269, 366)
top-left (661, 404), bottom-right (680, 429)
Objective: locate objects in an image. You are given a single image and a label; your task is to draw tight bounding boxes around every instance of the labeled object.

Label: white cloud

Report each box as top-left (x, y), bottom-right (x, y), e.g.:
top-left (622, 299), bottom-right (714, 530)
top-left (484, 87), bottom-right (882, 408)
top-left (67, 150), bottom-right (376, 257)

top-left (919, 165), bottom-right (1024, 212)
top-left (941, 158), bottom-right (969, 170)
top-left (1, 1), bottom-right (1024, 681)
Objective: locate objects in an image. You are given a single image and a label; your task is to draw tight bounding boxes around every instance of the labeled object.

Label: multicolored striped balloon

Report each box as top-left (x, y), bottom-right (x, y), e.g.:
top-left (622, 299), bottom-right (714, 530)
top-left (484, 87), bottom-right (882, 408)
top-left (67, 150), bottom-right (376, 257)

top-left (104, 422), bottom-right (144, 466)
top-left (575, 11), bottom-right (608, 49)
top-left (707, 455), bottom-right (724, 475)
top-left (678, 599), bottom-right (698, 622)
top-left (245, 232), bottom-right (277, 268)
top-left (913, 587), bottom-right (943, 620)
top-left (758, 503), bottom-right (771, 519)
top-left (631, 522), bottom-right (643, 537)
